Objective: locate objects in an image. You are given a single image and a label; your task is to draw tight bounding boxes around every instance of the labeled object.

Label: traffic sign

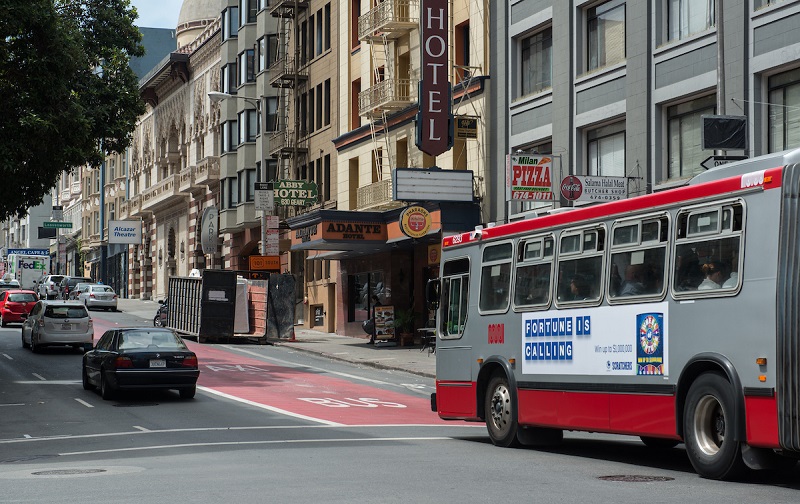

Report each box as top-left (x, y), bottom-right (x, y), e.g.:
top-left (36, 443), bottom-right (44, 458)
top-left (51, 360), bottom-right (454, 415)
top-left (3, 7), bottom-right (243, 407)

top-left (255, 182), bottom-right (274, 212)
top-left (700, 155), bottom-right (748, 171)
top-left (42, 221), bottom-right (72, 229)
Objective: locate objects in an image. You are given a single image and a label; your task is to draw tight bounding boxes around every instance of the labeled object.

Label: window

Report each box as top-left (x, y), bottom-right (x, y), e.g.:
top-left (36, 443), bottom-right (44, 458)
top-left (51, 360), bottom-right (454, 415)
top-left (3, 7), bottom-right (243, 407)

top-left (556, 227), bottom-right (605, 305)
top-left (324, 154), bottom-right (331, 201)
top-left (308, 87), bottom-right (315, 132)
top-left (674, 202), bottom-right (743, 294)
top-left (239, 49), bottom-right (255, 84)
top-left (324, 3), bottom-right (331, 51)
top-left (221, 63), bottom-right (237, 93)
top-left (267, 34), bottom-right (278, 68)
top-left (587, 0), bottom-right (625, 71)
top-left (324, 79), bottom-right (331, 126)
top-left (455, 21), bottom-right (470, 83)
top-left (301, 20), bottom-right (309, 65)
top-left (349, 271), bottom-right (384, 322)
top-left (222, 120), bottom-right (239, 153)
top-left (513, 235), bottom-right (554, 309)
top-left (316, 83), bottom-right (323, 130)
top-left (768, 67), bottom-right (800, 153)
top-left (587, 122), bottom-right (625, 176)
top-left (608, 216), bottom-right (668, 300)
top-left (479, 243), bottom-right (513, 313)
top-left (667, 94), bottom-right (715, 180)
top-left (227, 176), bottom-right (239, 208)
top-left (668, 0), bottom-right (714, 42)
top-left (265, 97), bottom-right (279, 132)
top-left (316, 9), bottom-right (323, 56)
top-left (441, 258), bottom-right (469, 337)
top-left (245, 169), bottom-right (256, 202)
top-left (240, 0), bottom-right (257, 24)
top-left (520, 27), bottom-right (552, 97)
top-left (222, 7), bottom-right (239, 40)
top-left (258, 38), bottom-right (266, 72)
top-left (238, 109), bottom-right (258, 143)
top-left (351, 79), bottom-right (361, 129)
top-left (351, 0), bottom-right (360, 49)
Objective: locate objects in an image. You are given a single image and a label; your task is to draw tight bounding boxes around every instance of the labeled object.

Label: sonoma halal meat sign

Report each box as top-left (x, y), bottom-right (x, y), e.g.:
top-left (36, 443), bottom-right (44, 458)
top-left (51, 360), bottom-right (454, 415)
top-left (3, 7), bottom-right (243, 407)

top-left (416, 0), bottom-right (452, 157)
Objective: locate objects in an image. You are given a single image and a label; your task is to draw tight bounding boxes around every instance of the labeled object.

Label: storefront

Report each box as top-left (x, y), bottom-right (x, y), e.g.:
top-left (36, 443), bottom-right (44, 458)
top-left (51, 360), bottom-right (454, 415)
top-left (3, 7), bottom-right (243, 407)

top-left (287, 202), bottom-right (479, 338)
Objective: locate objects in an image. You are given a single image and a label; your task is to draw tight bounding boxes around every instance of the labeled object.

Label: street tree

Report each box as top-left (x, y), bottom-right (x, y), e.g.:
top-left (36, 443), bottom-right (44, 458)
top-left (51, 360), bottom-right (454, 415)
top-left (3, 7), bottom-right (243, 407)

top-left (0, 0), bottom-right (145, 221)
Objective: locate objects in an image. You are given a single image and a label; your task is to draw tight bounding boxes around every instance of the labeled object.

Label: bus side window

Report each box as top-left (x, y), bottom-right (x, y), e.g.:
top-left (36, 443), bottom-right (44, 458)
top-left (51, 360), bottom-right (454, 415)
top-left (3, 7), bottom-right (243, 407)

top-left (609, 216), bottom-right (668, 300)
top-left (479, 243), bottom-right (513, 313)
top-left (514, 236), bottom-right (554, 309)
top-left (674, 203), bottom-right (743, 294)
top-left (441, 258), bottom-right (470, 336)
top-left (556, 228), bottom-right (604, 304)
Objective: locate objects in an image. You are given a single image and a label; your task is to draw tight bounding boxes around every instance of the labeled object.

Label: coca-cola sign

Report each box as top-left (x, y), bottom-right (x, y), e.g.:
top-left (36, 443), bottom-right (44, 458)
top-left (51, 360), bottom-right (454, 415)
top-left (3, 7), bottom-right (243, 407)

top-left (560, 175), bottom-right (583, 201)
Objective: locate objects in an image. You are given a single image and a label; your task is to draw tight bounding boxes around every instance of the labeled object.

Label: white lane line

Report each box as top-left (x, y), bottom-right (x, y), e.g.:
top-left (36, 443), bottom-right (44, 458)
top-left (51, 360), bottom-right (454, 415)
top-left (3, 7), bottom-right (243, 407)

top-left (74, 398), bottom-right (94, 408)
top-left (59, 437), bottom-right (453, 456)
top-left (219, 346), bottom-right (393, 386)
top-left (14, 380), bottom-right (81, 385)
top-left (0, 403), bottom-right (25, 407)
top-left (32, 373), bottom-right (46, 381)
top-left (133, 426), bottom-right (150, 432)
top-left (2, 353), bottom-right (11, 360)
top-left (198, 386), bottom-right (343, 426)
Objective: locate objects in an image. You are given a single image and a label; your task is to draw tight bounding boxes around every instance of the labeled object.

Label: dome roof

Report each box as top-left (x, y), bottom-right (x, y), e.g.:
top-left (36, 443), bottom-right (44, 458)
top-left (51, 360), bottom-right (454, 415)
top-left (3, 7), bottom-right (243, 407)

top-left (177, 0), bottom-right (219, 28)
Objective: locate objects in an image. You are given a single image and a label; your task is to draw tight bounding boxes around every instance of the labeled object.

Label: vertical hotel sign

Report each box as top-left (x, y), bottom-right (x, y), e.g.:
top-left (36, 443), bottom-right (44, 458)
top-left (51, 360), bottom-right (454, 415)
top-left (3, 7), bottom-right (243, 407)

top-left (416, 0), bottom-right (452, 157)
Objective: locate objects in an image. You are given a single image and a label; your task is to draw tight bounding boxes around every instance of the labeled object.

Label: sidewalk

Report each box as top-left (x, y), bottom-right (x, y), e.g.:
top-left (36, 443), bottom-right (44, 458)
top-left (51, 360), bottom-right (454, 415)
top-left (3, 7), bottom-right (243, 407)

top-left (116, 298), bottom-right (437, 378)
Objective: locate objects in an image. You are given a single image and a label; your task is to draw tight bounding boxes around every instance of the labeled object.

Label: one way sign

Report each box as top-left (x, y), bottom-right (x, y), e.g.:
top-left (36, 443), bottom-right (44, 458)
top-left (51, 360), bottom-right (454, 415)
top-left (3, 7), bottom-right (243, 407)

top-left (700, 155), bottom-right (748, 170)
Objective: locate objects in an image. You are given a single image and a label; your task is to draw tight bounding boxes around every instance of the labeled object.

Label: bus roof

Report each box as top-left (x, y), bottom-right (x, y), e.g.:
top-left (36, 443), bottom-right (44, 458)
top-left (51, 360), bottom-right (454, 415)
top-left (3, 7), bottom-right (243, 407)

top-left (442, 147), bottom-right (800, 249)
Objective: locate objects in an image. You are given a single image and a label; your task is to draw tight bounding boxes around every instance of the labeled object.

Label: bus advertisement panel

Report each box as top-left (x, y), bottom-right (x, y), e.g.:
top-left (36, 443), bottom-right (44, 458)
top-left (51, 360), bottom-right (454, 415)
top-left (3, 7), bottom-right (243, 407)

top-left (430, 147), bottom-right (800, 480)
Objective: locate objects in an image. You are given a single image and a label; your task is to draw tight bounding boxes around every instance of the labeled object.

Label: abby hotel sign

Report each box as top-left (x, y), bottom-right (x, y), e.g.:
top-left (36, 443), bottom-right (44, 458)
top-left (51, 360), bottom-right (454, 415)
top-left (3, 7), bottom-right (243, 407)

top-left (416, 0), bottom-right (452, 157)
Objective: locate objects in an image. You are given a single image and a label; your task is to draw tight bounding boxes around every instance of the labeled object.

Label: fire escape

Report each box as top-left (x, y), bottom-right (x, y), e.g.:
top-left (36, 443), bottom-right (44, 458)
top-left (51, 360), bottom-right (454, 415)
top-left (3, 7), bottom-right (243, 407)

top-left (269, 0), bottom-right (309, 221)
top-left (356, 0), bottom-right (418, 210)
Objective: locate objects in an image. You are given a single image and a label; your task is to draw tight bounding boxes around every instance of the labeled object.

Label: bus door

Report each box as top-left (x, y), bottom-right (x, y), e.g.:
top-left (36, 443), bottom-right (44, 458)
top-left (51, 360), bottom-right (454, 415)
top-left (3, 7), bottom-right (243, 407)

top-left (437, 257), bottom-right (472, 382)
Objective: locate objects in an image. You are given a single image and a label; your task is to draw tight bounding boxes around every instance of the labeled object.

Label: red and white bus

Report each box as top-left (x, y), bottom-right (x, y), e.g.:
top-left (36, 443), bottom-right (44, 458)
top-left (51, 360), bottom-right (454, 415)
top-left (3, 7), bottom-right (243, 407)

top-left (428, 148), bottom-right (800, 480)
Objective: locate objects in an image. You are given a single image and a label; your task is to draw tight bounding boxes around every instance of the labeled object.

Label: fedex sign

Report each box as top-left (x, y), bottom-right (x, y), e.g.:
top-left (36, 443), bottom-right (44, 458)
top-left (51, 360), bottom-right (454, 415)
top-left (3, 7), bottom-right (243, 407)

top-left (416, 0), bottom-right (452, 157)
top-left (20, 260), bottom-right (45, 270)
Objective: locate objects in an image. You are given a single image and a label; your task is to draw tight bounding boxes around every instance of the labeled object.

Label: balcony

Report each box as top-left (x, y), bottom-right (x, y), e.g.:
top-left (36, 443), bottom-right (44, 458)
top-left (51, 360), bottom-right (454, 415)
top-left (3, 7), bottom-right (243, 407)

top-left (178, 165), bottom-right (197, 194)
top-left (195, 156), bottom-right (220, 186)
top-left (358, 79), bottom-right (415, 118)
top-left (269, 0), bottom-right (308, 18)
top-left (157, 151), bottom-right (181, 169)
top-left (122, 194), bottom-right (143, 218)
top-left (60, 189), bottom-right (70, 203)
top-left (141, 174), bottom-right (185, 213)
top-left (71, 181), bottom-right (81, 195)
top-left (269, 130), bottom-right (308, 158)
top-left (357, 179), bottom-right (404, 211)
top-left (268, 57), bottom-right (308, 89)
top-left (358, 0), bottom-right (418, 42)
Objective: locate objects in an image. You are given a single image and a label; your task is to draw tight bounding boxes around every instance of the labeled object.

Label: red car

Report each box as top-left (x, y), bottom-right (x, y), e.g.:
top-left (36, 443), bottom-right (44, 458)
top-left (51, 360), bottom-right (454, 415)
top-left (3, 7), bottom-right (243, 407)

top-left (0, 290), bottom-right (38, 326)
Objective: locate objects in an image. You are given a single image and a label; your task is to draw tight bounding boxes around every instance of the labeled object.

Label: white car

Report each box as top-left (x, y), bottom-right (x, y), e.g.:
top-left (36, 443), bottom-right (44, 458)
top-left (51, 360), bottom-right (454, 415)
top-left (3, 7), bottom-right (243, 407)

top-left (37, 275), bottom-right (65, 300)
top-left (78, 284), bottom-right (118, 311)
top-left (21, 301), bottom-right (94, 353)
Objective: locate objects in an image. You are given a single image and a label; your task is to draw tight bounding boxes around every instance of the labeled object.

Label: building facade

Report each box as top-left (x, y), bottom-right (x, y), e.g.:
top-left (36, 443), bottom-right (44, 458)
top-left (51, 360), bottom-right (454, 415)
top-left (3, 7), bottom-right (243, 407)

top-left (492, 0), bottom-right (800, 222)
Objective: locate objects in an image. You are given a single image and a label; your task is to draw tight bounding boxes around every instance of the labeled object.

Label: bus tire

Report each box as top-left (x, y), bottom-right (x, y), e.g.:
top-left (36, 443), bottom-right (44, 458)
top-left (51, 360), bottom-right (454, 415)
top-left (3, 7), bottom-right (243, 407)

top-left (517, 426), bottom-right (563, 447)
top-left (683, 373), bottom-right (746, 480)
top-left (485, 374), bottom-right (520, 448)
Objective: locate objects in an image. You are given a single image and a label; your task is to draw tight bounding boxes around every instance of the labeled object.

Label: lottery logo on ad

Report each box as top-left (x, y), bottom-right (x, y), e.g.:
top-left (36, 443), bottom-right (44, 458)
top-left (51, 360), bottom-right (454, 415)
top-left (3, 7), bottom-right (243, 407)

top-left (636, 313), bottom-right (664, 376)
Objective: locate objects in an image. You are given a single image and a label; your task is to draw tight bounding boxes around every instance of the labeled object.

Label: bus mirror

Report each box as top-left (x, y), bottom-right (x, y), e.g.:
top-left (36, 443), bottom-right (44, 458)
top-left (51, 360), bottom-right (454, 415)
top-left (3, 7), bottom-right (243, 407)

top-left (425, 279), bottom-right (440, 310)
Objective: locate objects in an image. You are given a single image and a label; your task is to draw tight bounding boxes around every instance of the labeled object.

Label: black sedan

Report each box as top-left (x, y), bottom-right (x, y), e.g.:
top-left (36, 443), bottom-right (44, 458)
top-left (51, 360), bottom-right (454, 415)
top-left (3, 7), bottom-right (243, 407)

top-left (82, 328), bottom-right (199, 400)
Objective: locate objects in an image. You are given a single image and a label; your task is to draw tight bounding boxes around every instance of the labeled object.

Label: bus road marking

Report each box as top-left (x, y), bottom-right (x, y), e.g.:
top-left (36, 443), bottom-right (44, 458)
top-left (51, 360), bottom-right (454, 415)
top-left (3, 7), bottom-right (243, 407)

top-left (198, 386), bottom-right (343, 426)
top-left (74, 398), bottom-right (94, 408)
top-left (297, 397), bottom-right (407, 409)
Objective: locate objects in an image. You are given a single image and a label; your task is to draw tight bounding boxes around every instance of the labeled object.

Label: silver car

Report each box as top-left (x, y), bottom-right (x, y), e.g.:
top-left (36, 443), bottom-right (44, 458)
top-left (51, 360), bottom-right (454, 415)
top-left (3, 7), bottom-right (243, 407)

top-left (37, 275), bottom-right (65, 300)
top-left (78, 284), bottom-right (118, 311)
top-left (21, 301), bottom-right (94, 353)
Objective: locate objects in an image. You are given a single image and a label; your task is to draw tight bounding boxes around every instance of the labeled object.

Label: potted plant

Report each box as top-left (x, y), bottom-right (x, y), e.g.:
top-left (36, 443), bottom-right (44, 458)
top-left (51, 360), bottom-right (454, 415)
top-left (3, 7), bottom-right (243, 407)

top-left (393, 308), bottom-right (416, 346)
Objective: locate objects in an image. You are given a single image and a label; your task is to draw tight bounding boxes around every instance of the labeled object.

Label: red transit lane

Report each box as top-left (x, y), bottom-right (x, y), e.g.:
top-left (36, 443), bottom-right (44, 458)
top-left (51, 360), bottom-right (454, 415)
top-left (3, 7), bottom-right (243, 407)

top-left (188, 341), bottom-right (450, 426)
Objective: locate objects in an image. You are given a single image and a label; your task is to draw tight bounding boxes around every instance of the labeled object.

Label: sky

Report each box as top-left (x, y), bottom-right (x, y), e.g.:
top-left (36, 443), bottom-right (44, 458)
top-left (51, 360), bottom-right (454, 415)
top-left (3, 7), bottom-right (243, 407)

top-left (130, 0), bottom-right (183, 29)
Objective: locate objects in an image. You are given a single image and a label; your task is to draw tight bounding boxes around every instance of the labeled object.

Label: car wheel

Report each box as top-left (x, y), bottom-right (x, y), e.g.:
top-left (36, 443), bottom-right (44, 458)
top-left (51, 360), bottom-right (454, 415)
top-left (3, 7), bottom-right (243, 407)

top-left (179, 386), bottom-right (196, 399)
top-left (100, 370), bottom-right (115, 400)
top-left (154, 315), bottom-right (163, 327)
top-left (21, 329), bottom-right (29, 349)
top-left (30, 334), bottom-right (39, 353)
top-left (82, 365), bottom-right (95, 391)
top-left (1, 315), bottom-right (6, 327)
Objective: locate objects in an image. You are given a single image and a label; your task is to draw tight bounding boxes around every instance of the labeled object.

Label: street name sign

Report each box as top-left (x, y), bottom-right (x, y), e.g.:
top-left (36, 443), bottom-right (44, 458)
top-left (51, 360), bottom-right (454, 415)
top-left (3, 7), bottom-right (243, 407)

top-left (700, 155), bottom-right (748, 171)
top-left (43, 221), bottom-right (72, 229)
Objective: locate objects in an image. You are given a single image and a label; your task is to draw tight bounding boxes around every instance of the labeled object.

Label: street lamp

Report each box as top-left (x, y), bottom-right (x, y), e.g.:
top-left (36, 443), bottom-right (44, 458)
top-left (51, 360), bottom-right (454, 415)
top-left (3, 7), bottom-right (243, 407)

top-left (209, 91), bottom-right (268, 256)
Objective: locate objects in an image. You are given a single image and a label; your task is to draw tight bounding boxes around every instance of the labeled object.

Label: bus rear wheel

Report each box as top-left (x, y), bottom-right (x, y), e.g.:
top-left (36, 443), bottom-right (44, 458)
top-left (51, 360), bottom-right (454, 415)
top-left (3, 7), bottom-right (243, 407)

top-left (683, 373), bottom-right (746, 480)
top-left (485, 374), bottom-right (520, 448)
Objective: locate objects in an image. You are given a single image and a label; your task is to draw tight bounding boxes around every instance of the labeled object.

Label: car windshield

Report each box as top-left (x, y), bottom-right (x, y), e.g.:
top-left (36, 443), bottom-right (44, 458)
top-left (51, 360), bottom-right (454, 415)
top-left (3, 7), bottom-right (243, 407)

top-left (118, 331), bottom-right (187, 350)
top-left (44, 306), bottom-right (88, 318)
top-left (9, 293), bottom-right (37, 302)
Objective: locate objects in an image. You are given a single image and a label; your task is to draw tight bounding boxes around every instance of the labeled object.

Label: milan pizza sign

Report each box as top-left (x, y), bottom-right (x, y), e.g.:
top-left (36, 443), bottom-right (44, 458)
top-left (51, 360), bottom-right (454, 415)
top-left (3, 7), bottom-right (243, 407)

top-left (416, 0), bottom-right (452, 157)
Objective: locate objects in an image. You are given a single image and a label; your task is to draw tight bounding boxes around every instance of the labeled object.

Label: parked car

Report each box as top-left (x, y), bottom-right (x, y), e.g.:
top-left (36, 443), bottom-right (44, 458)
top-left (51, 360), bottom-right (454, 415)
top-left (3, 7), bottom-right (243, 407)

top-left (0, 279), bottom-right (22, 295)
top-left (21, 301), bottom-right (94, 353)
top-left (82, 327), bottom-right (199, 400)
top-left (70, 282), bottom-right (93, 300)
top-left (78, 284), bottom-right (118, 311)
top-left (37, 274), bottom-right (65, 300)
top-left (154, 299), bottom-right (168, 327)
top-left (0, 290), bottom-right (38, 326)
top-left (59, 276), bottom-right (93, 300)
